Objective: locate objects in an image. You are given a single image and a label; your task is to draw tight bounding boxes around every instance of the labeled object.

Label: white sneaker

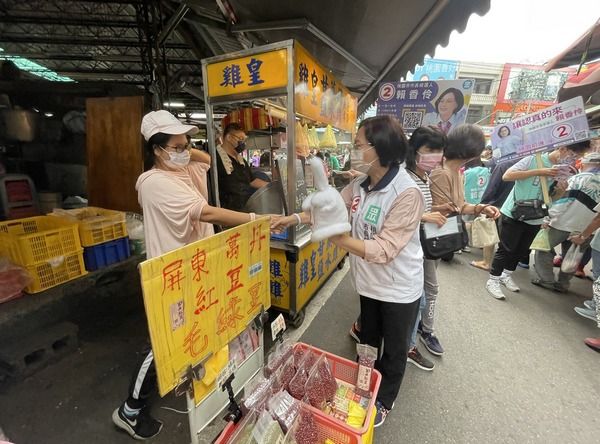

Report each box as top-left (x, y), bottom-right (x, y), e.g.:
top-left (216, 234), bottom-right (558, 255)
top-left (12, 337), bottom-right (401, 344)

top-left (500, 275), bottom-right (520, 292)
top-left (486, 279), bottom-right (506, 300)
top-left (584, 299), bottom-right (596, 311)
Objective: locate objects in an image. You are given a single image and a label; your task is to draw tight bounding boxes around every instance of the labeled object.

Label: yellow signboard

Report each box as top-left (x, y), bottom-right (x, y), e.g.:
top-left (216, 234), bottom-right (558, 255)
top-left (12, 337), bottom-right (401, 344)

top-left (294, 43), bottom-right (358, 133)
top-left (206, 49), bottom-right (288, 97)
top-left (139, 219), bottom-right (271, 396)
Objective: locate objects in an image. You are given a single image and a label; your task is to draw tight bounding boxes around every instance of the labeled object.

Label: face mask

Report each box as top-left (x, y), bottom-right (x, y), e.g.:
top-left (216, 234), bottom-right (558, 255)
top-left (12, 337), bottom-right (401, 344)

top-left (416, 152), bottom-right (443, 173)
top-left (161, 147), bottom-right (190, 168)
top-left (354, 146), bottom-right (378, 174)
top-left (234, 141), bottom-right (246, 154)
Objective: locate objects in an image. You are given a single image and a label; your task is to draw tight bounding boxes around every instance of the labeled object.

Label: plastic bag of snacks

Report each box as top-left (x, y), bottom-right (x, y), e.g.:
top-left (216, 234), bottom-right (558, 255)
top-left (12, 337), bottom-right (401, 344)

top-left (288, 350), bottom-right (319, 400)
top-left (267, 390), bottom-right (301, 433)
top-left (264, 340), bottom-right (294, 377)
top-left (319, 125), bottom-right (337, 149)
top-left (304, 355), bottom-right (337, 409)
top-left (284, 410), bottom-right (319, 444)
top-left (228, 409), bottom-right (259, 444)
top-left (250, 411), bottom-right (285, 444)
top-left (278, 355), bottom-right (296, 392)
top-left (295, 121), bottom-right (310, 158)
top-left (242, 373), bottom-right (273, 414)
top-left (355, 344), bottom-right (377, 397)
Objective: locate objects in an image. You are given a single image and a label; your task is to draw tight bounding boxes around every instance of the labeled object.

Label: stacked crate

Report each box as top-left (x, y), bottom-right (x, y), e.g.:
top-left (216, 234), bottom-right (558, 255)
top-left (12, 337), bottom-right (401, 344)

top-left (51, 207), bottom-right (130, 271)
top-left (0, 216), bottom-right (85, 293)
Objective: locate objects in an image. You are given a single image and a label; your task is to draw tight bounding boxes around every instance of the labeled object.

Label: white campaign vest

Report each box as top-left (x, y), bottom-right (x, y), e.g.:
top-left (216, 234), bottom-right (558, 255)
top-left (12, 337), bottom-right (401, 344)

top-left (349, 168), bottom-right (424, 304)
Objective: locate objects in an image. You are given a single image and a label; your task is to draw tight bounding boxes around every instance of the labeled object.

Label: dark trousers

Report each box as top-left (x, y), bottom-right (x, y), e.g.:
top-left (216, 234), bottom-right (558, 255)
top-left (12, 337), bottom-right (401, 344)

top-left (359, 295), bottom-right (420, 409)
top-left (490, 215), bottom-right (540, 277)
top-left (126, 344), bottom-right (157, 410)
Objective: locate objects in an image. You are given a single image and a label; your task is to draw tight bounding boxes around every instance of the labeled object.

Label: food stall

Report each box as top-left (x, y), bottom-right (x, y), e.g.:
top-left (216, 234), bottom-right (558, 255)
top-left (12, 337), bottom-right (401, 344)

top-left (201, 40), bottom-right (357, 326)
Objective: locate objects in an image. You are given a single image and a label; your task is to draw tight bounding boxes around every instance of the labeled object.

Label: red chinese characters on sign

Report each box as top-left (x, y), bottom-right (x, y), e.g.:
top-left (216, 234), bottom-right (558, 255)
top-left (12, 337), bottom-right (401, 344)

top-left (191, 248), bottom-right (208, 282)
top-left (226, 264), bottom-right (244, 295)
top-left (226, 233), bottom-right (241, 260)
top-left (194, 286), bottom-right (218, 315)
top-left (247, 282), bottom-right (262, 314)
top-left (250, 226), bottom-right (266, 253)
top-left (162, 260), bottom-right (185, 294)
top-left (183, 321), bottom-right (209, 358)
top-left (216, 296), bottom-right (243, 335)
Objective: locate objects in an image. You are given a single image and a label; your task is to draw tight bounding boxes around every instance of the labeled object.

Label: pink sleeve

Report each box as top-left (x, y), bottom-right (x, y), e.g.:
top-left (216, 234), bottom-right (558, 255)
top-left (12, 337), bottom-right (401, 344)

top-left (363, 188), bottom-right (425, 264)
top-left (186, 161), bottom-right (211, 200)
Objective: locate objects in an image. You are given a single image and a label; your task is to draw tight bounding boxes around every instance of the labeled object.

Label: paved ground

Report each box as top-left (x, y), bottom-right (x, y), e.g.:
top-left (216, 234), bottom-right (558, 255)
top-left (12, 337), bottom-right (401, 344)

top-left (0, 250), bottom-right (598, 443)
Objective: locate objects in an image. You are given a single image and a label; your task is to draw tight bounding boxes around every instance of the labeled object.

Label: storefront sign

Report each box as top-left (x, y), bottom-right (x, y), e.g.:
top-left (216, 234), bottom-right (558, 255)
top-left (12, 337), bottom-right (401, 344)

top-left (206, 49), bottom-right (288, 97)
top-left (294, 43), bottom-right (357, 133)
top-left (376, 79), bottom-right (474, 133)
top-left (139, 219), bottom-right (271, 396)
top-left (491, 96), bottom-right (590, 161)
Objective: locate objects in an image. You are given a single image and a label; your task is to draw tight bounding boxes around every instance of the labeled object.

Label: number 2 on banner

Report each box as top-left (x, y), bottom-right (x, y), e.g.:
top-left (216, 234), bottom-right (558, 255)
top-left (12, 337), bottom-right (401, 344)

top-left (552, 123), bottom-right (572, 139)
top-left (271, 314), bottom-right (287, 341)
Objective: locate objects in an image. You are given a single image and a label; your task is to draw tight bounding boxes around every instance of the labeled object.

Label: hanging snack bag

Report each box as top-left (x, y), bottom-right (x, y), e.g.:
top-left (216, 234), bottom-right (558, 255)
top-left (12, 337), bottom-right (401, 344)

top-left (355, 344), bottom-right (377, 397)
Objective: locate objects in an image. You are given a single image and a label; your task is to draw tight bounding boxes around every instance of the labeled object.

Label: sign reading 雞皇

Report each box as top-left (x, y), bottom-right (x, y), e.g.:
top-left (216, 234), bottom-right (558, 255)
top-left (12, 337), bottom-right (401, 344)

top-left (139, 219), bottom-right (271, 396)
top-left (294, 43), bottom-right (357, 133)
top-left (206, 49), bottom-right (288, 97)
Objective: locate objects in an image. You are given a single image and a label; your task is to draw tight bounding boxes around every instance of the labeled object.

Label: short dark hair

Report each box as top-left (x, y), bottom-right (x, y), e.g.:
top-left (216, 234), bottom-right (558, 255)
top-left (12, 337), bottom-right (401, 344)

top-left (498, 125), bottom-right (511, 136)
top-left (435, 88), bottom-right (464, 114)
top-left (406, 126), bottom-right (447, 170)
top-left (144, 132), bottom-right (171, 170)
top-left (358, 115), bottom-right (408, 167)
top-left (444, 124), bottom-right (485, 160)
top-left (223, 122), bottom-right (244, 137)
top-left (566, 140), bottom-right (591, 153)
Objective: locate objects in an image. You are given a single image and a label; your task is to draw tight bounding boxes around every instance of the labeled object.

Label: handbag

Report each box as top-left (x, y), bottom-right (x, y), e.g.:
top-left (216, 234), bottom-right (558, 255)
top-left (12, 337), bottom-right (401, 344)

top-left (420, 212), bottom-right (469, 259)
top-left (511, 199), bottom-right (548, 221)
top-left (510, 155), bottom-right (549, 221)
top-left (470, 215), bottom-right (499, 248)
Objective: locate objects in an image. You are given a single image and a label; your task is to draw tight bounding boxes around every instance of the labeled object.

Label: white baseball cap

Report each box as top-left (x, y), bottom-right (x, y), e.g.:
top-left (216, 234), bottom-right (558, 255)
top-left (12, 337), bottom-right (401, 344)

top-left (141, 110), bottom-right (199, 141)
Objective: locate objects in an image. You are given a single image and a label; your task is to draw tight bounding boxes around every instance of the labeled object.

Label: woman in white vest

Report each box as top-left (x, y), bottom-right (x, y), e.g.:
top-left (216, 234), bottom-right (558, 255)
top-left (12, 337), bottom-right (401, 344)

top-left (273, 115), bottom-right (425, 427)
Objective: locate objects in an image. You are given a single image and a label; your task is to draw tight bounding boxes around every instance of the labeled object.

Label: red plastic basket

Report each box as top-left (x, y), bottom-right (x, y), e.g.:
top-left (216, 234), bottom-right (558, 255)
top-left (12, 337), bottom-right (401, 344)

top-left (214, 342), bottom-right (381, 444)
top-left (215, 404), bottom-right (361, 444)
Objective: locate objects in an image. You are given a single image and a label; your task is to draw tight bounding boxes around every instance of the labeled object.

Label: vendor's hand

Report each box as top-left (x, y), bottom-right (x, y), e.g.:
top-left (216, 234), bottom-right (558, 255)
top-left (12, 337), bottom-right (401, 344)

top-left (482, 205), bottom-right (501, 220)
top-left (270, 215), bottom-right (294, 233)
top-left (422, 211), bottom-right (447, 227)
top-left (538, 168), bottom-right (560, 177)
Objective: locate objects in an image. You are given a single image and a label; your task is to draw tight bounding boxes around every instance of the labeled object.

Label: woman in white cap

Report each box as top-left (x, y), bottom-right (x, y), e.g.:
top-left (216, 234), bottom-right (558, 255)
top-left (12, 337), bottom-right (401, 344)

top-left (112, 110), bottom-right (268, 440)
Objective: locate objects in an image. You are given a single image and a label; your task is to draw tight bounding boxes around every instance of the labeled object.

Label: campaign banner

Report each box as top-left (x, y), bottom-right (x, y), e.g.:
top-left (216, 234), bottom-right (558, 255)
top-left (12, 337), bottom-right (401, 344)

top-left (491, 96), bottom-right (590, 161)
top-left (407, 58), bottom-right (459, 81)
top-left (376, 79), bottom-right (474, 133)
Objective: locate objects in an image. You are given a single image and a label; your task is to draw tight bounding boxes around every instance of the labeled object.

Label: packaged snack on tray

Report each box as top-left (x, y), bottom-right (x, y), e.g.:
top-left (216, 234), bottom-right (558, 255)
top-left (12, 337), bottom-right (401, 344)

top-left (284, 410), bottom-right (319, 444)
top-left (304, 355), bottom-right (337, 409)
top-left (267, 390), bottom-right (301, 433)
top-left (241, 373), bottom-right (272, 414)
top-left (355, 344), bottom-right (377, 397)
top-left (278, 354), bottom-right (296, 392)
top-left (228, 409), bottom-right (259, 444)
top-left (250, 411), bottom-right (285, 444)
top-left (264, 340), bottom-right (294, 377)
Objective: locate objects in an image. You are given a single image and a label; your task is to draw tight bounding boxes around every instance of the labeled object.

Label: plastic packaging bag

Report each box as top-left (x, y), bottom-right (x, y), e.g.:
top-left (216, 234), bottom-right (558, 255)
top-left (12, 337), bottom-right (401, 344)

top-left (0, 258), bottom-right (32, 303)
top-left (530, 228), bottom-right (551, 252)
top-left (267, 390), bottom-right (301, 433)
top-left (250, 411), bottom-right (285, 444)
top-left (228, 409), bottom-right (259, 444)
top-left (561, 244), bottom-right (585, 274)
top-left (242, 373), bottom-right (273, 413)
top-left (285, 410), bottom-right (319, 444)
top-left (295, 121), bottom-right (310, 158)
top-left (277, 355), bottom-right (296, 392)
top-left (319, 125), bottom-right (337, 149)
top-left (307, 126), bottom-right (319, 150)
top-left (356, 344), bottom-right (377, 397)
top-left (264, 340), bottom-right (293, 377)
top-left (304, 355), bottom-right (337, 409)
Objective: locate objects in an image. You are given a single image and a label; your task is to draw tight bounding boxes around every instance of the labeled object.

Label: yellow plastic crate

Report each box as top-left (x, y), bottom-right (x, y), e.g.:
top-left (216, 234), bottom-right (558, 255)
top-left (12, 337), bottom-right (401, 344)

top-left (24, 250), bottom-right (87, 293)
top-left (0, 216), bottom-right (81, 266)
top-left (52, 207), bottom-right (128, 247)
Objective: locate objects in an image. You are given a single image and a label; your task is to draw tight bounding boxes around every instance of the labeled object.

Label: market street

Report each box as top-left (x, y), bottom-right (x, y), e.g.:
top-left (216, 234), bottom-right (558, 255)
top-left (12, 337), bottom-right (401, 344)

top-left (0, 250), bottom-right (598, 444)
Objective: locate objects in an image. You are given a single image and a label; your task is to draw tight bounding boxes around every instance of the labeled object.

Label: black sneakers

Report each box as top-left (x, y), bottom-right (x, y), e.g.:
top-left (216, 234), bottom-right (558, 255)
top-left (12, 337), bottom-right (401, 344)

top-left (407, 346), bottom-right (435, 371)
top-left (112, 404), bottom-right (163, 440)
